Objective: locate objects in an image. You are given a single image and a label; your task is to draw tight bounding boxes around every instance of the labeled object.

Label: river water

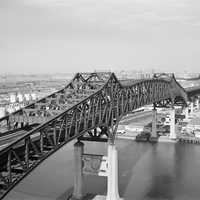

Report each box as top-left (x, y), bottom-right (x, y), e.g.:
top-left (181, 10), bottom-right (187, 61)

top-left (5, 139), bottom-right (200, 200)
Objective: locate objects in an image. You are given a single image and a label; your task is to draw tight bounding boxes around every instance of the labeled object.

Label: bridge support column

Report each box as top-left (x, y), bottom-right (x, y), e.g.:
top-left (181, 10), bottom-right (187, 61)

top-left (190, 102), bottom-right (194, 115)
top-left (106, 142), bottom-right (122, 200)
top-left (169, 108), bottom-right (176, 140)
top-left (71, 141), bottom-right (84, 200)
top-left (183, 106), bottom-right (189, 120)
top-left (196, 98), bottom-right (199, 110)
top-left (151, 108), bottom-right (157, 138)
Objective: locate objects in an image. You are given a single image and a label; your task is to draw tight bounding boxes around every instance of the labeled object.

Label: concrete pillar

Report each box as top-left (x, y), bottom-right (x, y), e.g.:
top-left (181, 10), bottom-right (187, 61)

top-left (169, 108), bottom-right (176, 140)
top-left (151, 108), bottom-right (157, 138)
top-left (183, 106), bottom-right (189, 120)
top-left (71, 141), bottom-right (84, 200)
top-left (106, 143), bottom-right (122, 200)
top-left (196, 98), bottom-right (199, 110)
top-left (190, 102), bottom-right (194, 115)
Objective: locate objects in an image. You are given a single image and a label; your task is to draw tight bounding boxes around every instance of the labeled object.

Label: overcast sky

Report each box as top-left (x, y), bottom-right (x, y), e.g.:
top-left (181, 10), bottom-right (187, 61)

top-left (1, 0), bottom-right (200, 74)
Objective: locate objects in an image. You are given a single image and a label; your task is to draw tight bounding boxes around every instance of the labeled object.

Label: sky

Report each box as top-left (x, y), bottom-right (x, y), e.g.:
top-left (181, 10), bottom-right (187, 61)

top-left (1, 0), bottom-right (200, 74)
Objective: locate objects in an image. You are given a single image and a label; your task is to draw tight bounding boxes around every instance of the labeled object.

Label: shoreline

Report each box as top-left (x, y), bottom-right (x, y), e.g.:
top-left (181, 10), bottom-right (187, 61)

top-left (117, 135), bottom-right (178, 143)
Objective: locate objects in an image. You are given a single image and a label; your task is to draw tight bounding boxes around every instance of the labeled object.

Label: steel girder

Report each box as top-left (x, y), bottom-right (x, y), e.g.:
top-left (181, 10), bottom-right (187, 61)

top-left (0, 72), bottom-right (187, 199)
top-left (154, 73), bottom-right (200, 101)
top-left (0, 72), bottom-right (111, 133)
top-left (185, 86), bottom-right (200, 99)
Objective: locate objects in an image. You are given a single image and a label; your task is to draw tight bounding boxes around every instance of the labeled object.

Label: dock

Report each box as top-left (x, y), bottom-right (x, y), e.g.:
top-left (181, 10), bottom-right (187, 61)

top-left (179, 136), bottom-right (200, 144)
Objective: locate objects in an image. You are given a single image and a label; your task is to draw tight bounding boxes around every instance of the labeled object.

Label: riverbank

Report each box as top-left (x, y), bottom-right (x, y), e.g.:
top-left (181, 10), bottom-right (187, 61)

top-left (117, 135), bottom-right (178, 143)
top-left (117, 108), bottom-right (200, 144)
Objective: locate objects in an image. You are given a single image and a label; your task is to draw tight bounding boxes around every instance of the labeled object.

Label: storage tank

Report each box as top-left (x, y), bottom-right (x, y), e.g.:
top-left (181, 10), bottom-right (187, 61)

top-left (10, 94), bottom-right (16, 103)
top-left (31, 93), bottom-right (37, 101)
top-left (0, 107), bottom-right (6, 118)
top-left (15, 104), bottom-right (20, 111)
top-left (17, 93), bottom-right (23, 102)
top-left (6, 105), bottom-right (16, 114)
top-left (24, 93), bottom-right (30, 101)
top-left (19, 103), bottom-right (25, 109)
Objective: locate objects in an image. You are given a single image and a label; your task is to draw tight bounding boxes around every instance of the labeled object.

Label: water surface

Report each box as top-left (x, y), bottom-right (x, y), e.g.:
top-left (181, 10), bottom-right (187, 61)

top-left (5, 140), bottom-right (200, 200)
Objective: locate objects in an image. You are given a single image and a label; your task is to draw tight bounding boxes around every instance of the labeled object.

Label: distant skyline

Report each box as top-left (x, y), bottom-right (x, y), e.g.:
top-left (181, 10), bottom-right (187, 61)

top-left (1, 0), bottom-right (200, 74)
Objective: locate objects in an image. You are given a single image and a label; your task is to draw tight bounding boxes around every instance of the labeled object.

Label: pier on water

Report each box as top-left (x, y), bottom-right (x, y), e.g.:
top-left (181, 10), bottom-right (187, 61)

top-left (179, 137), bottom-right (200, 144)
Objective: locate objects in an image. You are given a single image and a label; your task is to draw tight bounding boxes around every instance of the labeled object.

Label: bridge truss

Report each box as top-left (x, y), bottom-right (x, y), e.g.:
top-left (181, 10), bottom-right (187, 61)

top-left (0, 72), bottom-right (188, 199)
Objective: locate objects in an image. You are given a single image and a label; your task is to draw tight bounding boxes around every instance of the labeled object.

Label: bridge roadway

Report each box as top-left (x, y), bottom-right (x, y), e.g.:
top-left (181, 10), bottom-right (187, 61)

top-left (0, 72), bottom-right (199, 199)
top-left (0, 130), bottom-right (28, 151)
top-left (0, 125), bottom-right (38, 151)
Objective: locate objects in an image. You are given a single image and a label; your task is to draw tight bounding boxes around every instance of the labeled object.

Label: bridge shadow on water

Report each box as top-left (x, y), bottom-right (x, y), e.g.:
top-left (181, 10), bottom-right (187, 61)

top-left (144, 144), bottom-right (177, 200)
top-left (56, 187), bottom-right (73, 200)
top-left (136, 143), bottom-right (195, 200)
top-left (117, 141), bottom-right (182, 200)
top-left (117, 140), bottom-right (153, 198)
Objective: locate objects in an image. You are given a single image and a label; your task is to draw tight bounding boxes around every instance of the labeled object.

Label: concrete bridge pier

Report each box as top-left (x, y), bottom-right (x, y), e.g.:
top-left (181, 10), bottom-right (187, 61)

top-left (183, 106), bottom-right (189, 120)
top-left (190, 102), bottom-right (194, 115)
top-left (71, 141), bottom-right (84, 200)
top-left (150, 108), bottom-right (157, 140)
top-left (106, 142), bottom-right (122, 200)
top-left (169, 107), bottom-right (176, 140)
top-left (195, 98), bottom-right (199, 110)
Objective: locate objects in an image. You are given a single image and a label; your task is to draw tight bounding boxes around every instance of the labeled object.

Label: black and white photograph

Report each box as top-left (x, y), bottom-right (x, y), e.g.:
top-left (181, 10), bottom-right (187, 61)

top-left (0, 0), bottom-right (200, 199)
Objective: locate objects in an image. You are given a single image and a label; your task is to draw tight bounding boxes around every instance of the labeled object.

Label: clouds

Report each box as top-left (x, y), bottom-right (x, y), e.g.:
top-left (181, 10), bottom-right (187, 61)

top-left (17, 0), bottom-right (199, 25)
top-left (0, 0), bottom-right (200, 73)
top-left (1, 0), bottom-right (200, 35)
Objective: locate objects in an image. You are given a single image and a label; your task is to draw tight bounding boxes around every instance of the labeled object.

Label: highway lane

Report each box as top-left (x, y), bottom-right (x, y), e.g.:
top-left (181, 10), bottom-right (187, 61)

top-left (120, 110), bottom-right (153, 125)
top-left (120, 110), bottom-right (165, 127)
top-left (0, 130), bottom-right (29, 151)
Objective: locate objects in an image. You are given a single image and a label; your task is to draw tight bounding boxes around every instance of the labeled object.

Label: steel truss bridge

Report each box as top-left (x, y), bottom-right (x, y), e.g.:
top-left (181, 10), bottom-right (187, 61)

top-left (0, 72), bottom-right (198, 199)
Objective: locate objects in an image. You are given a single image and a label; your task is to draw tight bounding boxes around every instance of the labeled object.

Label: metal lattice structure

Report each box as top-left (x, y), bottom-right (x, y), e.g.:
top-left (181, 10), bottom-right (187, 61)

top-left (0, 72), bottom-right (188, 199)
top-left (185, 86), bottom-right (200, 99)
